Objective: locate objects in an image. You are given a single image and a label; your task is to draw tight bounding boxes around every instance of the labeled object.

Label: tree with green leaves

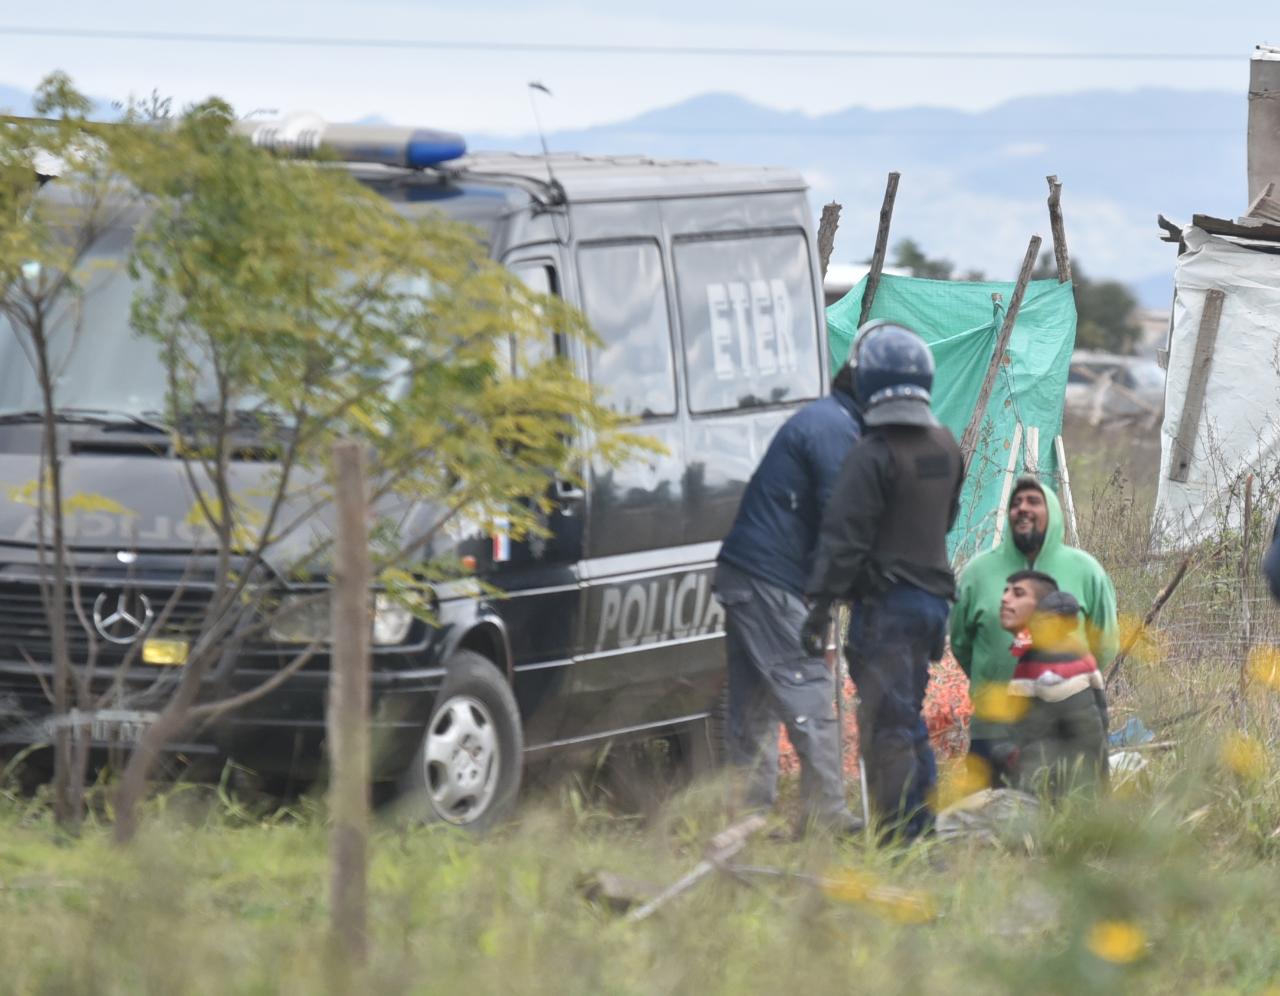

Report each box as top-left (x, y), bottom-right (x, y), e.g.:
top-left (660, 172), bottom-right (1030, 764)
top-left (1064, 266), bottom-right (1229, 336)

top-left (1, 74), bottom-right (647, 839)
top-left (891, 238), bottom-right (956, 281)
top-left (0, 72), bottom-right (138, 828)
top-left (1033, 251), bottom-right (1142, 354)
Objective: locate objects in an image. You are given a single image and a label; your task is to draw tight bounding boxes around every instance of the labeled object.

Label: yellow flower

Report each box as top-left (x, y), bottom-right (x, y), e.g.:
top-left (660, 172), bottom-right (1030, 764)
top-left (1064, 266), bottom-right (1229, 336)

top-left (929, 754), bottom-right (993, 810)
top-left (1086, 919), bottom-right (1147, 964)
top-left (1220, 732), bottom-right (1268, 781)
top-left (1246, 646), bottom-right (1280, 693)
top-left (971, 683), bottom-right (1030, 724)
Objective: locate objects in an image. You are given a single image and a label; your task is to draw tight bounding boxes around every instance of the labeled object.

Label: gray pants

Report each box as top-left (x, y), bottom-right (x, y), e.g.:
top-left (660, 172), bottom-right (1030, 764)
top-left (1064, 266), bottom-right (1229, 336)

top-left (714, 561), bottom-right (850, 825)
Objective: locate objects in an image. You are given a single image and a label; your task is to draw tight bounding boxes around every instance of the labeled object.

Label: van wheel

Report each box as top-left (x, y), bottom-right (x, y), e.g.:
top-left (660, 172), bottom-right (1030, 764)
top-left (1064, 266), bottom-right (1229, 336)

top-left (671, 682), bottom-right (730, 779)
top-left (400, 650), bottom-right (523, 832)
top-left (701, 682), bottom-right (730, 770)
top-left (603, 702), bottom-right (727, 815)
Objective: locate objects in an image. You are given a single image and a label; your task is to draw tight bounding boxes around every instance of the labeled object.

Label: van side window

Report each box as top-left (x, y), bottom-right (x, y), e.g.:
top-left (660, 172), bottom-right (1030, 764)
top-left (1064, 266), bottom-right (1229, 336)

top-left (674, 233), bottom-right (822, 413)
top-left (508, 262), bottom-right (561, 376)
top-left (577, 242), bottom-right (677, 419)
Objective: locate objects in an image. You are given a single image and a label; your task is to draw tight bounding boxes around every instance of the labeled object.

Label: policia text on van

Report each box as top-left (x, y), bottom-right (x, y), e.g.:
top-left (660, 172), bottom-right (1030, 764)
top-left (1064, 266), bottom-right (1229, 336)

top-left (0, 119), bottom-right (832, 828)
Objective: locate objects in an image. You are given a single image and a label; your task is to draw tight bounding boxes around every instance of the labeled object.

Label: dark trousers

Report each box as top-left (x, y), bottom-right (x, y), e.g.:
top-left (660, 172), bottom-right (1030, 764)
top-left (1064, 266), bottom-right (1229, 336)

top-left (1014, 689), bottom-right (1108, 796)
top-left (968, 736), bottom-right (1012, 787)
top-left (846, 584), bottom-right (948, 840)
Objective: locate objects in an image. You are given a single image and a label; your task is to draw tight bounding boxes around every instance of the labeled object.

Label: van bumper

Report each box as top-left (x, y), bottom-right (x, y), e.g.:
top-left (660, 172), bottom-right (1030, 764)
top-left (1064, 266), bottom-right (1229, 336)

top-left (0, 654), bottom-right (447, 780)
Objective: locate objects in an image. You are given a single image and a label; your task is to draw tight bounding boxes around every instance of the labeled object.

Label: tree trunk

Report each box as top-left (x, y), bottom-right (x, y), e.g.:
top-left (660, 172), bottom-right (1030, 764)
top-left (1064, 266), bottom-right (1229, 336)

top-left (328, 440), bottom-right (371, 966)
top-left (32, 312), bottom-right (80, 832)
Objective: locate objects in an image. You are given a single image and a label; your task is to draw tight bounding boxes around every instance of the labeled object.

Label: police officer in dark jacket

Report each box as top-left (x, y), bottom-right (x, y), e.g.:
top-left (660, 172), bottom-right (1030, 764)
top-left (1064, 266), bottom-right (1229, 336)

top-left (802, 322), bottom-right (964, 840)
top-left (714, 349), bottom-right (865, 832)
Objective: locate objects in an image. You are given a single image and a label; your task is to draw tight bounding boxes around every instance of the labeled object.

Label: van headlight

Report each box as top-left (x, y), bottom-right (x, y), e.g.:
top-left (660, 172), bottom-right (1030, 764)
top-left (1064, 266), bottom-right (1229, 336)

top-left (267, 593), bottom-right (415, 646)
top-left (371, 593), bottom-right (414, 646)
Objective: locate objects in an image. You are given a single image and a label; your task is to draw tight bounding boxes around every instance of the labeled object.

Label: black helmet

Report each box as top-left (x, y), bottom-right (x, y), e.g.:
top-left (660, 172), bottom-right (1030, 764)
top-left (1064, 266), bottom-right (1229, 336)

top-left (850, 320), bottom-right (938, 428)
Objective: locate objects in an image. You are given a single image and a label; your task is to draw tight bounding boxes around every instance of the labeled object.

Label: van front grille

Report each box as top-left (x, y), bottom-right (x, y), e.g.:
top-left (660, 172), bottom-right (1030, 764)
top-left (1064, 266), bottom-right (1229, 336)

top-left (0, 581), bottom-right (213, 663)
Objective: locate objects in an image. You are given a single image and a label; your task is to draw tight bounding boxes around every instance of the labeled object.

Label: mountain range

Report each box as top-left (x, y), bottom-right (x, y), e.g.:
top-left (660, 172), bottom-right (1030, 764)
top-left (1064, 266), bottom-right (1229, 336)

top-left (4, 84), bottom-right (1247, 308)
top-left (471, 88), bottom-right (1246, 308)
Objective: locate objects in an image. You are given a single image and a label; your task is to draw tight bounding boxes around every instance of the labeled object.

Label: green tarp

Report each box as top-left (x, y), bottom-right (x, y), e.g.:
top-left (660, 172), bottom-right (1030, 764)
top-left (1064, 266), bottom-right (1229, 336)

top-left (826, 274), bottom-right (1077, 561)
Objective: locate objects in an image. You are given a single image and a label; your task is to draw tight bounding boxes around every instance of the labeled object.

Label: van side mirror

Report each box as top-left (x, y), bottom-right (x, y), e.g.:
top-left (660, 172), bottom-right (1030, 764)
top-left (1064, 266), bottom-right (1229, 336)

top-left (553, 477), bottom-right (585, 504)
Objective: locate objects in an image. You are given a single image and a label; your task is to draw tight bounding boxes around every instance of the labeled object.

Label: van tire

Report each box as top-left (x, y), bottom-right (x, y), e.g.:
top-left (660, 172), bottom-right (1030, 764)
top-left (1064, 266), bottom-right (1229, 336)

top-left (398, 650), bottom-right (523, 832)
top-left (602, 692), bottom-right (728, 814)
top-left (676, 703), bottom-right (726, 779)
top-left (704, 682), bottom-right (730, 769)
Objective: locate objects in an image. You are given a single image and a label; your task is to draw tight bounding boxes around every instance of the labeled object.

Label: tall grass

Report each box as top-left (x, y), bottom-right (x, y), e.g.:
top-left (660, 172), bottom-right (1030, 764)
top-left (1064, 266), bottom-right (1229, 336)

top-left (3, 434), bottom-right (1280, 993)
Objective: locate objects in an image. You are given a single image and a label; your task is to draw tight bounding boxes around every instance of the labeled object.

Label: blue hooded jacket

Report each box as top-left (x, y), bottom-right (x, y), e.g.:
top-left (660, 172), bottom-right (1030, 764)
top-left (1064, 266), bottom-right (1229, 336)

top-left (718, 389), bottom-right (862, 596)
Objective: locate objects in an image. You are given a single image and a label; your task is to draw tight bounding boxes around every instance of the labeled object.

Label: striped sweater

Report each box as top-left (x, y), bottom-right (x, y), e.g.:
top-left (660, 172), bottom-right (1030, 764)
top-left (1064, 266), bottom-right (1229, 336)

top-left (1008, 630), bottom-right (1104, 703)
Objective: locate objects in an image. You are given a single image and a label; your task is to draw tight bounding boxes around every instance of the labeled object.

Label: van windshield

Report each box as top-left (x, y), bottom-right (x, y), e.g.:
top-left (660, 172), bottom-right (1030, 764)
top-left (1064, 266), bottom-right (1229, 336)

top-left (0, 226), bottom-right (195, 420)
top-left (0, 228), bottom-right (436, 424)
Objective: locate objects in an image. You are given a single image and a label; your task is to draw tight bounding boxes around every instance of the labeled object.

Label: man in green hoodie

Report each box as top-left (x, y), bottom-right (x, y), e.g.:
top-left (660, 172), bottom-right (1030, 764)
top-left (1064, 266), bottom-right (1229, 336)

top-left (949, 476), bottom-right (1119, 773)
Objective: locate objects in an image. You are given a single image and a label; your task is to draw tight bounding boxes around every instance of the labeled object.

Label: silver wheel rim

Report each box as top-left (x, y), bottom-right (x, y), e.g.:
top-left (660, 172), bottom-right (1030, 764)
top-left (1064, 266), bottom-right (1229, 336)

top-left (423, 694), bottom-right (501, 825)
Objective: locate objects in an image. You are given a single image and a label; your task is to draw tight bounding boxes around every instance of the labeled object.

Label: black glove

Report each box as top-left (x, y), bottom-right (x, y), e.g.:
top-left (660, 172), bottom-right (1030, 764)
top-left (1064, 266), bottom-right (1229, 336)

top-left (800, 600), bottom-right (832, 658)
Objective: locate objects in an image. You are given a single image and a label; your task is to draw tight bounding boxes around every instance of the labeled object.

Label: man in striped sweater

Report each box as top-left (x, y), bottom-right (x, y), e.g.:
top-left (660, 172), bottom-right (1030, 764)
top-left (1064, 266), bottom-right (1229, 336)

top-left (998, 570), bottom-right (1109, 796)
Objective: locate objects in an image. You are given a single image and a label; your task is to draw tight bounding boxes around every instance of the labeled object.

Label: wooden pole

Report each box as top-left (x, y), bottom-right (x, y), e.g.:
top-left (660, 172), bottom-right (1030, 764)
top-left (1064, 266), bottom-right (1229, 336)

top-left (992, 422), bottom-right (1024, 549)
top-left (329, 440), bottom-right (371, 967)
top-left (1024, 425), bottom-right (1040, 475)
top-left (858, 171), bottom-right (900, 327)
top-left (1105, 555), bottom-right (1192, 689)
top-left (959, 236), bottom-right (1042, 476)
top-left (625, 814), bottom-right (768, 922)
top-left (1054, 435), bottom-right (1080, 546)
top-left (1169, 289), bottom-right (1225, 483)
top-left (817, 201), bottom-right (842, 280)
top-left (1046, 175), bottom-right (1072, 284)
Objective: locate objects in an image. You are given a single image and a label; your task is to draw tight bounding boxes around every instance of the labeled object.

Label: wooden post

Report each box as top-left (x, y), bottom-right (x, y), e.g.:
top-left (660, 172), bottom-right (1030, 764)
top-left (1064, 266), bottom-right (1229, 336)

top-left (1105, 556), bottom-right (1192, 689)
top-left (1046, 175), bottom-right (1072, 283)
top-left (1169, 288), bottom-right (1225, 483)
top-left (992, 422), bottom-right (1024, 548)
top-left (858, 171), bottom-right (900, 327)
top-left (1054, 435), bottom-right (1080, 546)
top-left (1023, 425), bottom-right (1040, 475)
top-left (329, 440), bottom-right (371, 966)
top-left (959, 236), bottom-right (1042, 476)
top-left (817, 201), bottom-right (842, 280)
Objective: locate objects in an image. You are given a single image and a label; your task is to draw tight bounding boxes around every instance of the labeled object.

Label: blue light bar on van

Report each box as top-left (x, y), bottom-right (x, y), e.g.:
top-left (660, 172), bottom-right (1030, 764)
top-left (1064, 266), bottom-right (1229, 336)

top-left (235, 115), bottom-right (466, 169)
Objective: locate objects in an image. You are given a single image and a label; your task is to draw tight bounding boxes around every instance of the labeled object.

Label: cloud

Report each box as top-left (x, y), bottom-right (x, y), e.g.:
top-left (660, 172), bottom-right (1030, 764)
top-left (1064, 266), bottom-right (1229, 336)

top-left (999, 142), bottom-right (1048, 158)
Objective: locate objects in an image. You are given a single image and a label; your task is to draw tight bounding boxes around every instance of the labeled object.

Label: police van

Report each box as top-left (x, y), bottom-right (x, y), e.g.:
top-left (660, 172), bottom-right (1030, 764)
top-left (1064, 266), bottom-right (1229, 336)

top-left (0, 120), bottom-right (831, 827)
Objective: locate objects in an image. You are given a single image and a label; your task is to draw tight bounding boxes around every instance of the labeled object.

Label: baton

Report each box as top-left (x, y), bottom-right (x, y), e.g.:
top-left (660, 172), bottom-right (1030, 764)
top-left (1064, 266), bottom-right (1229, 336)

top-left (829, 603), bottom-right (872, 829)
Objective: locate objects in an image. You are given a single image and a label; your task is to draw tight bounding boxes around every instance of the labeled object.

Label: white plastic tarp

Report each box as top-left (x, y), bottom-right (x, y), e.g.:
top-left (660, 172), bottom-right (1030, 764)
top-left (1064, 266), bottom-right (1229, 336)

top-left (1156, 226), bottom-right (1280, 545)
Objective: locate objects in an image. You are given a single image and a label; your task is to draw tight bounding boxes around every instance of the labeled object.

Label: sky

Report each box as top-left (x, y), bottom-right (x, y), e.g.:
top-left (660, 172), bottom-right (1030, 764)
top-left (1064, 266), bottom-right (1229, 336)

top-left (1, 1), bottom-right (1273, 134)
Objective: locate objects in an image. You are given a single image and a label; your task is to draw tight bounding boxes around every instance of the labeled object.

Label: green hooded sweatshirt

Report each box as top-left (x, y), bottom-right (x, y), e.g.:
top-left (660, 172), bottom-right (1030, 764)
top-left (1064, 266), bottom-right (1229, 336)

top-left (950, 476), bottom-right (1119, 741)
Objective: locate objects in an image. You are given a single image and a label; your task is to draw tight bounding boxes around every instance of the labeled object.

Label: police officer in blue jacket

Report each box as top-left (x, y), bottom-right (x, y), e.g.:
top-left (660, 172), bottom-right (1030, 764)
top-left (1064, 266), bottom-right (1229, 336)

top-left (714, 327), bottom-right (878, 834)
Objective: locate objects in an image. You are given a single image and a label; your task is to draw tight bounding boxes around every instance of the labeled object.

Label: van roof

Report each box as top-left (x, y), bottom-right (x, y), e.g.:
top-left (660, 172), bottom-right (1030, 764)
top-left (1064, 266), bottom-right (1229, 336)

top-left (447, 151), bottom-right (808, 202)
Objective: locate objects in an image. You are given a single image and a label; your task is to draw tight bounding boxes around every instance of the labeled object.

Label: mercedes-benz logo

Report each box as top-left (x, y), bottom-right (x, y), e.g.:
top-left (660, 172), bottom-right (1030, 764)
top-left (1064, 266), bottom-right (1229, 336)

top-left (91, 590), bottom-right (155, 645)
